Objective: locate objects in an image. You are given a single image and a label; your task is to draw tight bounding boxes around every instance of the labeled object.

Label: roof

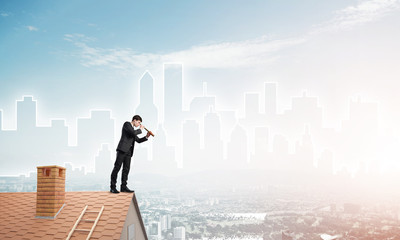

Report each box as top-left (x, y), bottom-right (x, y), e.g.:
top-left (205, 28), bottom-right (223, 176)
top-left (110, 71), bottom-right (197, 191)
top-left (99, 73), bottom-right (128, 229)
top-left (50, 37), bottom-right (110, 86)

top-left (0, 191), bottom-right (147, 240)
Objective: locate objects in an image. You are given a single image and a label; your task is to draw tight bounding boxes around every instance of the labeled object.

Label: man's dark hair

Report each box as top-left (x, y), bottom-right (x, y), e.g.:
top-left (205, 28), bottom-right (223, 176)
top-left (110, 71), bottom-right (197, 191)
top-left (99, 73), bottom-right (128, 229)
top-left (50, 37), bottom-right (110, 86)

top-left (132, 115), bottom-right (142, 122)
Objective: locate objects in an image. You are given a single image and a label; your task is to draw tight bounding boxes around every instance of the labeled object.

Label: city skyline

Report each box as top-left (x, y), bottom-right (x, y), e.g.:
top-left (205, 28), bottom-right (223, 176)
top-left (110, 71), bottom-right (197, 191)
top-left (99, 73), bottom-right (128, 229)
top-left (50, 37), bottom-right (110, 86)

top-left (0, 63), bottom-right (391, 178)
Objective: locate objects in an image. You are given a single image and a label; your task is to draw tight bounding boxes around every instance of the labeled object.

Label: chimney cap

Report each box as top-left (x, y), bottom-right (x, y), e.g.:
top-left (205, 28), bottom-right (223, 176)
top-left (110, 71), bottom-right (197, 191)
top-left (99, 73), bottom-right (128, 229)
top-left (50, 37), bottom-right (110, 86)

top-left (37, 165), bottom-right (66, 170)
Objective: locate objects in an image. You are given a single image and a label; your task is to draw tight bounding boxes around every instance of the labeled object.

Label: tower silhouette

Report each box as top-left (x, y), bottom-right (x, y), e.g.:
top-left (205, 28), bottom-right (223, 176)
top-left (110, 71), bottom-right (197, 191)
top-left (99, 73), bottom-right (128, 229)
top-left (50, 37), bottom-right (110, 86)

top-left (340, 97), bottom-right (378, 172)
top-left (163, 63), bottom-right (183, 139)
top-left (182, 119), bottom-right (201, 171)
top-left (264, 82), bottom-right (277, 117)
top-left (227, 124), bottom-right (248, 169)
top-left (77, 110), bottom-right (114, 150)
top-left (291, 91), bottom-right (322, 129)
top-left (295, 125), bottom-right (314, 171)
top-left (189, 82), bottom-right (216, 120)
top-left (318, 149), bottom-right (333, 175)
top-left (203, 108), bottom-right (223, 169)
top-left (94, 144), bottom-right (112, 183)
top-left (135, 71), bottom-right (158, 129)
top-left (77, 110), bottom-right (115, 169)
top-left (241, 92), bottom-right (265, 125)
top-left (272, 134), bottom-right (289, 170)
top-left (152, 124), bottom-right (176, 174)
top-left (252, 126), bottom-right (269, 169)
top-left (17, 96), bottom-right (36, 131)
top-left (50, 120), bottom-right (68, 147)
top-left (245, 93), bottom-right (260, 120)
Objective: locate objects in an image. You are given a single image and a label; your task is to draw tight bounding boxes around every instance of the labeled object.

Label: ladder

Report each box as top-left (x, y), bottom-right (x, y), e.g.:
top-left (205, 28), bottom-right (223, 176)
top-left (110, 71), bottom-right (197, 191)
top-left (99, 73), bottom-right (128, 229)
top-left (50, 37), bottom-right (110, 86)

top-left (66, 205), bottom-right (105, 240)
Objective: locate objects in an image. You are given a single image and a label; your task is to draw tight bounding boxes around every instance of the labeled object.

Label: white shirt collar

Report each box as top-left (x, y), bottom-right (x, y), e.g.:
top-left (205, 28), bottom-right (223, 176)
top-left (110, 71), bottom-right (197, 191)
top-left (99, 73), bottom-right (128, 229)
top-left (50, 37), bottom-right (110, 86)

top-left (131, 122), bottom-right (139, 130)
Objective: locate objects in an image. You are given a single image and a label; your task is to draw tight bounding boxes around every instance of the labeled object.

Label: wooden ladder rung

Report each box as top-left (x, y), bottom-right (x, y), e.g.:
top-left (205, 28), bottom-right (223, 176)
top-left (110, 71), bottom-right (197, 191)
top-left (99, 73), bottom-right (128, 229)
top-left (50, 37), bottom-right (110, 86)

top-left (66, 205), bottom-right (88, 240)
top-left (86, 206), bottom-right (105, 239)
top-left (66, 205), bottom-right (104, 240)
top-left (82, 219), bottom-right (95, 222)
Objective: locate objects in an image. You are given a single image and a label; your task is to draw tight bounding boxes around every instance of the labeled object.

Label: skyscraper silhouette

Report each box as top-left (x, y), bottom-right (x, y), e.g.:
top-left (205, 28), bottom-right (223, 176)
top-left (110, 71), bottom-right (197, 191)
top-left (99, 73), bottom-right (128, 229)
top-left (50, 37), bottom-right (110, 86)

top-left (245, 93), bottom-right (260, 119)
top-left (340, 97), bottom-right (378, 172)
top-left (347, 97), bottom-right (378, 135)
top-left (78, 110), bottom-right (114, 150)
top-left (189, 82), bottom-right (216, 120)
top-left (227, 124), bottom-right (248, 169)
top-left (77, 110), bottom-right (115, 169)
top-left (251, 126), bottom-right (269, 169)
top-left (318, 149), bottom-right (333, 175)
top-left (0, 97), bottom-right (72, 175)
top-left (182, 120), bottom-right (201, 171)
top-left (295, 125), bottom-right (314, 172)
top-left (131, 144), bottom-right (150, 174)
top-left (94, 144), bottom-right (112, 181)
top-left (241, 92), bottom-right (265, 126)
top-left (164, 63), bottom-right (183, 139)
top-left (203, 108), bottom-right (223, 169)
top-left (217, 110), bottom-right (237, 141)
top-left (135, 71), bottom-right (158, 129)
top-left (17, 96), bottom-right (36, 131)
top-left (272, 134), bottom-right (289, 170)
top-left (275, 91), bottom-right (322, 142)
top-left (265, 82), bottom-right (277, 117)
top-left (290, 91), bottom-right (322, 129)
top-left (49, 119), bottom-right (68, 149)
top-left (152, 124), bottom-right (176, 174)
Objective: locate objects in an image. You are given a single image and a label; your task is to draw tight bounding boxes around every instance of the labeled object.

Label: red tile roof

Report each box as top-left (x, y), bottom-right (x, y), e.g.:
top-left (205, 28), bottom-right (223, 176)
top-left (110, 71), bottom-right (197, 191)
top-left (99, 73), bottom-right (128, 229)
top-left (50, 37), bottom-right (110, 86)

top-left (0, 191), bottom-right (146, 239)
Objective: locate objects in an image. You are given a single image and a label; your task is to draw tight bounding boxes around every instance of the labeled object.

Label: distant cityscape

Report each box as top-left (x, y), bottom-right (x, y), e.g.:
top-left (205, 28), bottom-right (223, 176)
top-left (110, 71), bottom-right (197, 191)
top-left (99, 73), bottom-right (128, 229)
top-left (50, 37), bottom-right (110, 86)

top-left (2, 166), bottom-right (400, 240)
top-left (136, 181), bottom-right (400, 240)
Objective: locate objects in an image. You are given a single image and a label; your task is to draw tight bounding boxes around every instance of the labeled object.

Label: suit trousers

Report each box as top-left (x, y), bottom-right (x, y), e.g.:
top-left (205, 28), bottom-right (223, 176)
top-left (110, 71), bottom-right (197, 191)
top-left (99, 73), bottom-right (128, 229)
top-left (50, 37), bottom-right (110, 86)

top-left (110, 150), bottom-right (132, 189)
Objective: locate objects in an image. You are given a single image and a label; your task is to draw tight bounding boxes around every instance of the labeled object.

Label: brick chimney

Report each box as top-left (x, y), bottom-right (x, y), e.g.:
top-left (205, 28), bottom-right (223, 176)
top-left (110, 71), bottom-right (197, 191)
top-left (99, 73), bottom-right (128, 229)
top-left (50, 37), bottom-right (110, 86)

top-left (36, 165), bottom-right (66, 218)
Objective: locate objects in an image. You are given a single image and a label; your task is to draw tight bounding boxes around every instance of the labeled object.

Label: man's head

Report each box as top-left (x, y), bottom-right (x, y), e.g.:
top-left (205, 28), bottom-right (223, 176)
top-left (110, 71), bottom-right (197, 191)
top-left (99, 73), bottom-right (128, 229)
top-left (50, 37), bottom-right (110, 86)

top-left (131, 115), bottom-right (142, 127)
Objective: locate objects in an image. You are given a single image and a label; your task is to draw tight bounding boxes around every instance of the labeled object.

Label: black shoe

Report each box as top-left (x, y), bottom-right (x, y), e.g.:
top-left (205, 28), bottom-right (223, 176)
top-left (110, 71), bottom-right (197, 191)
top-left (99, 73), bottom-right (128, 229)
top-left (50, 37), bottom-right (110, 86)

top-left (120, 186), bottom-right (134, 193)
top-left (110, 188), bottom-right (120, 194)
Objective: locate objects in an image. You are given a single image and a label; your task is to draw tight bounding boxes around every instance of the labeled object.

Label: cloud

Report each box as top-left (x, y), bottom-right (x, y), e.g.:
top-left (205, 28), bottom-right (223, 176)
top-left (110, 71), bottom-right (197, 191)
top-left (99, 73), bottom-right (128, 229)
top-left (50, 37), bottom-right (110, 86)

top-left (1, 12), bottom-right (10, 17)
top-left (164, 36), bottom-right (305, 68)
top-left (65, 0), bottom-right (400, 71)
top-left (65, 33), bottom-right (305, 70)
top-left (311, 0), bottom-right (400, 34)
top-left (26, 25), bottom-right (39, 31)
top-left (64, 34), bottom-right (160, 71)
top-left (64, 33), bottom-right (96, 43)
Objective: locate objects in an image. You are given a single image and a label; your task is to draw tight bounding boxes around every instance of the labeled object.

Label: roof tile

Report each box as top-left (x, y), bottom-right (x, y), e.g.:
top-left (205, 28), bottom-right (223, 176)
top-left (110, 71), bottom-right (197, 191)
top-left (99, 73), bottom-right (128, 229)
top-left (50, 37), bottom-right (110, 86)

top-left (0, 192), bottom-right (135, 239)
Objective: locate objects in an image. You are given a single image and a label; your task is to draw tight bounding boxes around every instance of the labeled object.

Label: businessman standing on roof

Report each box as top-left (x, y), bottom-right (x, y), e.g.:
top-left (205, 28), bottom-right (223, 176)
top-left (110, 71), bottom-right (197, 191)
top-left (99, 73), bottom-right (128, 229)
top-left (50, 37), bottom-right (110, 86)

top-left (110, 115), bottom-right (151, 194)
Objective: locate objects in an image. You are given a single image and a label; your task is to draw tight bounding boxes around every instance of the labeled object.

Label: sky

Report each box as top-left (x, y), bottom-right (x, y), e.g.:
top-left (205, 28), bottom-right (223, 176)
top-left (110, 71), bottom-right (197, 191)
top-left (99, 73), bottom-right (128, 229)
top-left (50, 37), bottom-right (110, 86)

top-left (1, 0), bottom-right (400, 144)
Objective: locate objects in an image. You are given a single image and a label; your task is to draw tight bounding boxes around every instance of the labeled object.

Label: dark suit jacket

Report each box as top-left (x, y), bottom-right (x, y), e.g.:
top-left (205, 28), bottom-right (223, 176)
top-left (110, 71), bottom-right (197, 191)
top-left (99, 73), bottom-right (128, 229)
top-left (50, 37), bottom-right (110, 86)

top-left (116, 122), bottom-right (148, 156)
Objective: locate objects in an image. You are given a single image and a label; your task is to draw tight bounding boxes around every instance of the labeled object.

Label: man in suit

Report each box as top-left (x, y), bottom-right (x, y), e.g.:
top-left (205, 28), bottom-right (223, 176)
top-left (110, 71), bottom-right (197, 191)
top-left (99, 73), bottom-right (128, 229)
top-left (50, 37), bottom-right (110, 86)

top-left (110, 115), bottom-right (150, 193)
